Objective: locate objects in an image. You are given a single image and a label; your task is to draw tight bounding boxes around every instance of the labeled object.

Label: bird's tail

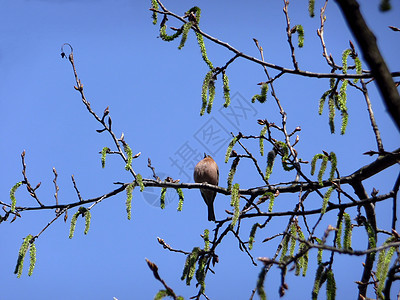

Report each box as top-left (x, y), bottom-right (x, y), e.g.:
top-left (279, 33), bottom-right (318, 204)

top-left (208, 204), bottom-right (216, 222)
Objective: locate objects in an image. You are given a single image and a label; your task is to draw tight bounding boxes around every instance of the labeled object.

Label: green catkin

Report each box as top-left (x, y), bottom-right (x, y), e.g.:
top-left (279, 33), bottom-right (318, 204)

top-left (181, 255), bottom-right (190, 282)
top-left (159, 25), bottom-right (182, 42)
top-left (376, 237), bottom-right (396, 297)
top-left (69, 207), bottom-right (89, 238)
top-left (187, 6), bottom-right (201, 19)
top-left (329, 152), bottom-right (337, 181)
top-left (318, 156), bottom-right (328, 186)
top-left (203, 229), bottom-right (210, 251)
top-left (353, 57), bottom-right (362, 84)
top-left (101, 147), bottom-right (109, 168)
top-left (182, 247), bottom-right (200, 285)
top-left (231, 183), bottom-right (240, 227)
top-left (230, 184), bottom-right (240, 207)
top-left (200, 71), bottom-right (214, 116)
top-left (280, 233), bottom-right (290, 262)
top-left (256, 266), bottom-right (267, 300)
top-left (319, 90), bottom-right (330, 115)
top-left (322, 187), bottom-right (334, 214)
top-left (328, 95), bottom-right (336, 133)
top-left (14, 234), bottom-right (33, 278)
top-left (249, 223), bottom-right (260, 250)
top-left (160, 187), bottom-right (167, 209)
top-left (151, 0), bottom-right (158, 25)
top-left (336, 215), bottom-right (343, 249)
top-left (326, 269), bottom-right (336, 300)
top-left (338, 80), bottom-right (348, 134)
top-left (312, 264), bottom-right (325, 300)
top-left (311, 152), bottom-right (337, 187)
top-left (317, 248), bottom-right (323, 264)
top-left (338, 79), bottom-right (348, 111)
top-left (321, 76), bottom-right (349, 134)
top-left (276, 141), bottom-right (294, 171)
top-left (330, 78), bottom-right (336, 89)
top-left (316, 238), bottom-right (323, 264)
top-left (343, 213), bottom-right (352, 250)
top-left (181, 249), bottom-right (194, 283)
top-left (341, 110), bottom-right (348, 135)
top-left (84, 210), bottom-right (91, 235)
top-left (252, 83), bottom-right (268, 103)
top-left (294, 256), bottom-right (304, 276)
top-left (195, 32), bottom-right (213, 69)
top-left (296, 25), bottom-right (304, 48)
top-left (259, 126), bottom-right (268, 156)
top-left (295, 259), bottom-right (302, 276)
top-left (223, 72), bottom-right (231, 107)
top-left (28, 242), bottom-right (36, 276)
top-left (10, 181), bottom-right (23, 212)
top-left (123, 143), bottom-right (133, 171)
top-left (178, 22), bottom-right (192, 50)
top-left (176, 188), bottom-right (184, 211)
top-left (126, 183), bottom-right (134, 220)
top-left (295, 228), bottom-right (305, 276)
top-left (227, 157), bottom-right (240, 192)
top-left (311, 154), bottom-right (323, 175)
top-left (206, 78), bottom-right (216, 114)
top-left (186, 6), bottom-right (213, 69)
top-left (136, 174), bottom-right (144, 192)
top-left (69, 210), bottom-right (80, 239)
top-left (297, 229), bottom-right (308, 276)
top-left (311, 153), bottom-right (330, 186)
top-left (154, 290), bottom-right (169, 300)
top-left (195, 256), bottom-right (206, 293)
top-left (289, 223), bottom-right (297, 257)
top-left (265, 150), bottom-right (276, 181)
top-left (381, 245), bottom-right (396, 291)
top-left (308, 0), bottom-right (315, 17)
top-left (364, 221), bottom-right (376, 261)
top-left (225, 135), bottom-right (239, 163)
top-left (342, 49), bottom-right (352, 74)
top-left (267, 193), bottom-right (275, 212)
top-left (376, 245), bottom-right (385, 280)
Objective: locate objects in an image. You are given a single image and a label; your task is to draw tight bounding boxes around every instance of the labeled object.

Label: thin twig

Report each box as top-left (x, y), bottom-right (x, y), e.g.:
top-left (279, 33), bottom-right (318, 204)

top-left (61, 45), bottom-right (137, 179)
top-left (360, 79), bottom-right (384, 152)
top-left (145, 258), bottom-right (181, 300)
top-left (230, 228), bottom-right (257, 266)
top-left (20, 150), bottom-right (44, 207)
top-left (52, 168), bottom-right (59, 209)
top-left (392, 171), bottom-right (400, 231)
top-left (282, 0), bottom-right (299, 70)
top-left (32, 208), bottom-right (67, 242)
top-left (71, 175), bottom-right (83, 202)
top-left (317, 0), bottom-right (336, 68)
top-left (147, 158), bottom-right (161, 181)
top-left (234, 135), bottom-right (267, 184)
top-left (157, 237), bottom-right (190, 255)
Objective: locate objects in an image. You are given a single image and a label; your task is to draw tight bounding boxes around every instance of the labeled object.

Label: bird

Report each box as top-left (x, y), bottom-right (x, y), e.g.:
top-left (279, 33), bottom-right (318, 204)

top-left (194, 154), bottom-right (219, 221)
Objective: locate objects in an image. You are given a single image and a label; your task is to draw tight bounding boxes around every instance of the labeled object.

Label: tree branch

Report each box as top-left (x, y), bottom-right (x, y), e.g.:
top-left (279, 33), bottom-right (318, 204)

top-left (150, 4), bottom-right (400, 80)
top-left (335, 0), bottom-right (400, 132)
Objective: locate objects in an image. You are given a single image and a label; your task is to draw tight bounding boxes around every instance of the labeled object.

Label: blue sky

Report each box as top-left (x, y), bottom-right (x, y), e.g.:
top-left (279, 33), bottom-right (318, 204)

top-left (1, 0), bottom-right (399, 299)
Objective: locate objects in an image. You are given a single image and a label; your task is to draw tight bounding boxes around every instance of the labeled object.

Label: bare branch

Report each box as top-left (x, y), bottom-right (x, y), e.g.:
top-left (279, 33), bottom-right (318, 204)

top-left (145, 258), bottom-right (181, 300)
top-left (335, 0), bottom-right (400, 132)
top-left (152, 2), bottom-right (400, 80)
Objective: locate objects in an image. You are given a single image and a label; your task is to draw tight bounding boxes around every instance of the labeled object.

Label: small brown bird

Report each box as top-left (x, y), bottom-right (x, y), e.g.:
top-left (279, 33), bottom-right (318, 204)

top-left (194, 154), bottom-right (219, 221)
